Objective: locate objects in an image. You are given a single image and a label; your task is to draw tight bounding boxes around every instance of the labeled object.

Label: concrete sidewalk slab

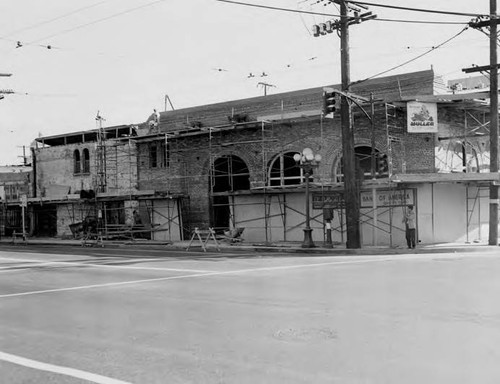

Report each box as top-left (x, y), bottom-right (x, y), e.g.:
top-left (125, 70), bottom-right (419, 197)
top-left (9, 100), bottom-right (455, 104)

top-left (0, 237), bottom-right (498, 256)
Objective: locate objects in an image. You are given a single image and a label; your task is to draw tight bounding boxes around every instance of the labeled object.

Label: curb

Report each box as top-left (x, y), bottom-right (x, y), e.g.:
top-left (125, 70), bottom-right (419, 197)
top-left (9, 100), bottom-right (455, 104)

top-left (1, 239), bottom-right (497, 256)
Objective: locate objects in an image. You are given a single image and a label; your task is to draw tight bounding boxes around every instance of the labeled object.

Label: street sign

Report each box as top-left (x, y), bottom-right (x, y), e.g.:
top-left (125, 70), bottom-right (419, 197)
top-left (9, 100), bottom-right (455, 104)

top-left (312, 192), bottom-right (344, 209)
top-left (313, 189), bottom-right (415, 209)
top-left (360, 189), bottom-right (414, 208)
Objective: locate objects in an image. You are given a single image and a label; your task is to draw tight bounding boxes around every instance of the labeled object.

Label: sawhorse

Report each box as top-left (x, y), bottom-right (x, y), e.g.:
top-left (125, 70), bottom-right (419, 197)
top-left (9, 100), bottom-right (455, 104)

top-left (12, 232), bottom-right (28, 245)
top-left (82, 232), bottom-right (104, 247)
top-left (186, 227), bottom-right (220, 252)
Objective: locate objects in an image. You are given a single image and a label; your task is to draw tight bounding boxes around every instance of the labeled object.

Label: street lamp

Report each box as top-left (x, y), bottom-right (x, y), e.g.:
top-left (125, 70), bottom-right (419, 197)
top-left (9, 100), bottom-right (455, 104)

top-left (294, 148), bottom-right (322, 248)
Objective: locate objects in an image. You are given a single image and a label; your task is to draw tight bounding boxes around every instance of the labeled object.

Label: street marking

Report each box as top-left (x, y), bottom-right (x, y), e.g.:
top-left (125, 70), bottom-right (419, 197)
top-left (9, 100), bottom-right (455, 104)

top-left (0, 257), bottom-right (397, 299)
top-left (0, 256), bottom-right (214, 273)
top-left (0, 262), bottom-right (60, 273)
top-left (0, 351), bottom-right (132, 384)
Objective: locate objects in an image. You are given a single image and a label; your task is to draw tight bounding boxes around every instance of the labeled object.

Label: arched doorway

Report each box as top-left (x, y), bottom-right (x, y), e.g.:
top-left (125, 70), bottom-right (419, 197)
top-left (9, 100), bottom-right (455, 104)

top-left (336, 145), bottom-right (388, 182)
top-left (211, 155), bottom-right (250, 231)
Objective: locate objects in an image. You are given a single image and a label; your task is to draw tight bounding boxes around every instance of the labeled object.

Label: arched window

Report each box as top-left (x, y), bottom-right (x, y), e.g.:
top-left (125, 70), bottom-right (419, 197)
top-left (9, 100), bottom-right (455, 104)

top-left (336, 146), bottom-right (388, 182)
top-left (436, 140), bottom-right (482, 173)
top-left (82, 148), bottom-right (90, 174)
top-left (268, 152), bottom-right (304, 186)
top-left (74, 150), bottom-right (81, 174)
top-left (212, 155), bottom-right (250, 192)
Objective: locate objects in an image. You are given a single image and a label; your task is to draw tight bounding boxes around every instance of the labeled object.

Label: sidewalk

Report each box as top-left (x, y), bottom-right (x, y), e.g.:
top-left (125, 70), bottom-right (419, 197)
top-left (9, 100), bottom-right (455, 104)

top-left (0, 236), bottom-right (498, 256)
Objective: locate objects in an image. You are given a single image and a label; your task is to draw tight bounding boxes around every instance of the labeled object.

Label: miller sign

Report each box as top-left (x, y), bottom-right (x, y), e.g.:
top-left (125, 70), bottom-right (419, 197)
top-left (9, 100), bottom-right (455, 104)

top-left (407, 101), bottom-right (438, 133)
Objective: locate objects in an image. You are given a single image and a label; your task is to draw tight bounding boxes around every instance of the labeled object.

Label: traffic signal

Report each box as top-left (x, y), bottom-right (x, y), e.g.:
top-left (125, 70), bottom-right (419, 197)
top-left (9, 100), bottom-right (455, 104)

top-left (377, 154), bottom-right (388, 174)
top-left (322, 88), bottom-right (340, 116)
top-left (313, 20), bottom-right (336, 37)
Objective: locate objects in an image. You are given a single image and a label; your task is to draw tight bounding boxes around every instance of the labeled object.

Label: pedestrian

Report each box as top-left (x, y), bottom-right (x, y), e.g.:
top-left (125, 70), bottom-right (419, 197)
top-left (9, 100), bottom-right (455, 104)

top-left (403, 204), bottom-right (416, 249)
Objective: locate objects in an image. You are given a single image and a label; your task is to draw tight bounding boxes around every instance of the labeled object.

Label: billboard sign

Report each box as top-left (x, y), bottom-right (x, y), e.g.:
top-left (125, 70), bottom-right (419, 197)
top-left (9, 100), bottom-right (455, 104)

top-left (407, 101), bottom-right (438, 133)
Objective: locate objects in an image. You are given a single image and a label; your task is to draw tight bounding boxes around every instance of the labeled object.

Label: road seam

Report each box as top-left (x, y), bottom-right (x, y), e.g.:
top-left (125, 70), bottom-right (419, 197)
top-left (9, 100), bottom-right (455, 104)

top-left (0, 257), bottom-right (397, 299)
top-left (0, 256), bottom-right (214, 273)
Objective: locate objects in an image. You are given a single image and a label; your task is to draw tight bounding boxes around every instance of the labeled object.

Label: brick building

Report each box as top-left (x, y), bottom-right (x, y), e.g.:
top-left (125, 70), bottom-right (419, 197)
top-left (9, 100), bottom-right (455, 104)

top-left (0, 165), bottom-right (32, 237)
top-left (31, 124), bottom-right (183, 241)
top-left (28, 69), bottom-right (499, 246)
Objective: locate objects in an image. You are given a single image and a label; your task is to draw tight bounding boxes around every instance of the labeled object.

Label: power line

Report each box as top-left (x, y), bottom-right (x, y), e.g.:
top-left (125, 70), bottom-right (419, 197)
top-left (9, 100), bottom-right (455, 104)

top-left (0, 36), bottom-right (57, 50)
top-left (216, 0), bottom-right (472, 25)
top-left (217, 0), bottom-right (339, 17)
top-left (352, 26), bottom-right (470, 86)
top-left (350, 1), bottom-right (487, 18)
top-left (0, 0), bottom-right (113, 39)
top-left (375, 18), bottom-right (467, 26)
top-left (28, 0), bottom-right (167, 45)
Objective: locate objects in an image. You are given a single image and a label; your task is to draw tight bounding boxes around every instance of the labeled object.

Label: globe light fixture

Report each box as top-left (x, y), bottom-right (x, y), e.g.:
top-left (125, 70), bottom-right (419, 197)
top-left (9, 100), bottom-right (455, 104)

top-left (294, 148), bottom-right (321, 248)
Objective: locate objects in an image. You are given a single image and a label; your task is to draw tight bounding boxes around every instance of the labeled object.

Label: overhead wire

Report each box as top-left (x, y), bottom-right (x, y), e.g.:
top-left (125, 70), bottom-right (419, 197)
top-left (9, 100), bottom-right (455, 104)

top-left (0, 0), bottom-right (113, 40)
top-left (216, 0), bottom-right (476, 25)
top-left (1, 0), bottom-right (488, 129)
top-left (374, 18), bottom-right (468, 26)
top-left (472, 26), bottom-right (500, 46)
top-left (214, 0), bottom-right (486, 87)
top-left (351, 26), bottom-right (470, 86)
top-left (0, 1), bottom-right (119, 51)
top-left (349, 1), bottom-right (488, 18)
top-left (297, 1), bottom-right (316, 35)
top-left (27, 0), bottom-right (167, 45)
top-left (0, 36), bottom-right (56, 50)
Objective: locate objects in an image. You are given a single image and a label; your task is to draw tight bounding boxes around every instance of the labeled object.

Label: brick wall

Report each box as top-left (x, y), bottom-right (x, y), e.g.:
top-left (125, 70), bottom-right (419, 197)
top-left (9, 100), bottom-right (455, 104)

top-left (34, 143), bottom-right (94, 197)
top-left (34, 139), bottom-right (138, 198)
top-left (31, 69), bottom-right (479, 237)
top-left (135, 95), bottom-right (466, 232)
top-left (155, 70), bottom-right (436, 133)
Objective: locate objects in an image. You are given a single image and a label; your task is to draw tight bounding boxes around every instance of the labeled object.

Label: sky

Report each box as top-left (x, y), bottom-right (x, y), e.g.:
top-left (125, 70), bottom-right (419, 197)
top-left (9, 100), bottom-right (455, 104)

top-left (0, 0), bottom-right (492, 165)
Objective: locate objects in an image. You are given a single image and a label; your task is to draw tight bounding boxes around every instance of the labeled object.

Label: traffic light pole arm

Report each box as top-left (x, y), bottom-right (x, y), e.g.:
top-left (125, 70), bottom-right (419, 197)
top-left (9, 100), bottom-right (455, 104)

top-left (335, 90), bottom-right (372, 122)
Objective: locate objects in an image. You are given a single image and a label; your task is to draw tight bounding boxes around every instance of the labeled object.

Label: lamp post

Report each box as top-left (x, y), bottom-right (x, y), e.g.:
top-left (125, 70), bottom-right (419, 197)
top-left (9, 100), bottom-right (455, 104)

top-left (294, 148), bottom-right (321, 248)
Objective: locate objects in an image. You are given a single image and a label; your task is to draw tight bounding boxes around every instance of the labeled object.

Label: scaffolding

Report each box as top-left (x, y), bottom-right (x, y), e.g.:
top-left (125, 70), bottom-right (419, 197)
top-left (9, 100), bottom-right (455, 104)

top-left (44, 88), bottom-right (498, 246)
top-left (51, 116), bottom-right (185, 243)
top-left (191, 98), bottom-right (408, 245)
top-left (435, 102), bottom-right (494, 242)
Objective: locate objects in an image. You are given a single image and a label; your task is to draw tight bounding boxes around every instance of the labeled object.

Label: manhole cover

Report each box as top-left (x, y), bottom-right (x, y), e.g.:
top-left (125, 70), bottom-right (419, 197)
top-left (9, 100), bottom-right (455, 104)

top-left (273, 327), bottom-right (337, 342)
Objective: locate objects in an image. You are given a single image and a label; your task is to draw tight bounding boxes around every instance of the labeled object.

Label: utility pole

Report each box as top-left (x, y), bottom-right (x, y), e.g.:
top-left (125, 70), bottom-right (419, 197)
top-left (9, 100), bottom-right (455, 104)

top-left (339, 0), bottom-right (360, 248)
top-left (466, 0), bottom-right (499, 245)
top-left (257, 82), bottom-right (276, 96)
top-left (314, 1), bottom-right (375, 248)
top-left (95, 111), bottom-right (107, 194)
top-left (489, 0), bottom-right (499, 246)
top-left (17, 145), bottom-right (29, 165)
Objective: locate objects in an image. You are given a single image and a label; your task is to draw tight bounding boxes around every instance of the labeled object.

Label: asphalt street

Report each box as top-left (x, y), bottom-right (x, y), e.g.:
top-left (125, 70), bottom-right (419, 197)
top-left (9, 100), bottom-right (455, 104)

top-left (0, 245), bottom-right (499, 383)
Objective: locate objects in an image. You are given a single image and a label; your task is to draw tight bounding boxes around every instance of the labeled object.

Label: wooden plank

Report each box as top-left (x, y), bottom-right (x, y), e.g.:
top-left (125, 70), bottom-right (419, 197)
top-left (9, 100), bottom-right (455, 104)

top-left (391, 172), bottom-right (500, 183)
top-left (401, 91), bottom-right (490, 102)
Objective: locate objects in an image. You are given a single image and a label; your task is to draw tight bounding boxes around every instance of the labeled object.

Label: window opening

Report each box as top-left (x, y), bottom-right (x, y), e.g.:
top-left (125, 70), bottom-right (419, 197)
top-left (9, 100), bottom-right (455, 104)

top-left (336, 146), bottom-right (388, 182)
top-left (268, 152), bottom-right (305, 186)
top-left (149, 141), bottom-right (168, 169)
top-left (149, 144), bottom-right (158, 168)
top-left (83, 148), bottom-right (90, 174)
top-left (74, 149), bottom-right (81, 174)
top-left (212, 155), bottom-right (250, 192)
